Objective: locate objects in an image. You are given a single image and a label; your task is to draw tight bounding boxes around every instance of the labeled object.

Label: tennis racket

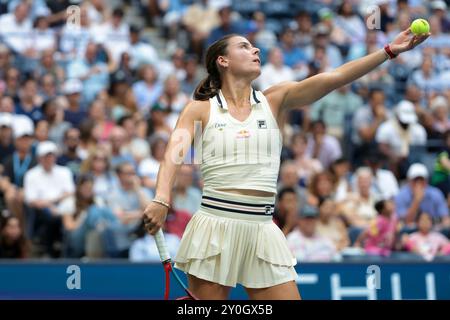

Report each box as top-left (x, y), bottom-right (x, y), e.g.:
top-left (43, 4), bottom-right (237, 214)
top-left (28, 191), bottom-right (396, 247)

top-left (154, 229), bottom-right (198, 300)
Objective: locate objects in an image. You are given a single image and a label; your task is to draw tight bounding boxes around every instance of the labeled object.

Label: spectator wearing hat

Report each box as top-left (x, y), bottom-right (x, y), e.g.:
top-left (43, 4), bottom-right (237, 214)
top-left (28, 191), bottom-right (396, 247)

top-left (62, 79), bottom-right (88, 127)
top-left (1, 116), bottom-right (36, 230)
top-left (0, 113), bottom-right (14, 164)
top-left (396, 163), bottom-right (450, 229)
top-left (287, 205), bottom-right (338, 262)
top-left (23, 141), bottom-right (75, 257)
top-left (376, 100), bottom-right (427, 178)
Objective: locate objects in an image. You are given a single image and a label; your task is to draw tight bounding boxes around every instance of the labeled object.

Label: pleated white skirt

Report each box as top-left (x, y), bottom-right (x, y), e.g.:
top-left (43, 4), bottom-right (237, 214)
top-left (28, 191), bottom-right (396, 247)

top-left (174, 189), bottom-right (298, 288)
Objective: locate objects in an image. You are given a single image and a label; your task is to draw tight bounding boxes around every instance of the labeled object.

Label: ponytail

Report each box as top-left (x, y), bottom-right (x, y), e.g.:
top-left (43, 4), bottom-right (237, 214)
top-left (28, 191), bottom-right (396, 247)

top-left (193, 74), bottom-right (221, 101)
top-left (193, 34), bottom-right (239, 101)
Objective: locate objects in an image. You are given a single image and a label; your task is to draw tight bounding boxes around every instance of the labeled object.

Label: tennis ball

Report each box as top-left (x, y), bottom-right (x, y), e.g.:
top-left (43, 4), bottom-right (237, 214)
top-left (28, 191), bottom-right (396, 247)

top-left (410, 19), bottom-right (430, 35)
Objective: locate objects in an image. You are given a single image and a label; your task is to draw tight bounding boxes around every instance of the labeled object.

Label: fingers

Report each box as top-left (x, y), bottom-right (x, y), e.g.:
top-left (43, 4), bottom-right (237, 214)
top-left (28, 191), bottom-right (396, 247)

top-left (403, 28), bottom-right (412, 35)
top-left (143, 216), bottom-right (162, 235)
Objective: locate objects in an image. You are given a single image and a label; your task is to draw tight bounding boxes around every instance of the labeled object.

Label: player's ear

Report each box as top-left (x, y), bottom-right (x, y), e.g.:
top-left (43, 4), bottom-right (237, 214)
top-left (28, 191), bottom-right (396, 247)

top-left (217, 56), bottom-right (229, 68)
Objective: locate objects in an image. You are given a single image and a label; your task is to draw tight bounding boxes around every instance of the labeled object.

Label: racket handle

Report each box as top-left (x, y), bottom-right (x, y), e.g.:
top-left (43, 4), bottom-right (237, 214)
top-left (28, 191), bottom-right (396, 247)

top-left (154, 229), bottom-right (171, 263)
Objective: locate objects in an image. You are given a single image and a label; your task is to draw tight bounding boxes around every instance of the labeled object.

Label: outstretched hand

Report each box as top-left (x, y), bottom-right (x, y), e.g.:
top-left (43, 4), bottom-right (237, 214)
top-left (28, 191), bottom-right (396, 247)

top-left (390, 28), bottom-right (430, 55)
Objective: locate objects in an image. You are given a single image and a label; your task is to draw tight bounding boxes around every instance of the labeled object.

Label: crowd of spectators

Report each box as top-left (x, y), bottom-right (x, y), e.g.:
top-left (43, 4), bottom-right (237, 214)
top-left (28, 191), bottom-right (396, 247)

top-left (1, 0), bottom-right (450, 262)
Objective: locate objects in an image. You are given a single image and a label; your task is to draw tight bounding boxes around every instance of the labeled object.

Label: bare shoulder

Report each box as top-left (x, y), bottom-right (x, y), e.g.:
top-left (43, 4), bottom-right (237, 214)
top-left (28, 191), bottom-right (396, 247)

top-left (179, 99), bottom-right (210, 127)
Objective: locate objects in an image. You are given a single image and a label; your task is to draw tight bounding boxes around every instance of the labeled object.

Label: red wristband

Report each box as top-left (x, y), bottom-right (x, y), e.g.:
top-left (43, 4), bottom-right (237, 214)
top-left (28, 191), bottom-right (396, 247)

top-left (384, 44), bottom-right (397, 59)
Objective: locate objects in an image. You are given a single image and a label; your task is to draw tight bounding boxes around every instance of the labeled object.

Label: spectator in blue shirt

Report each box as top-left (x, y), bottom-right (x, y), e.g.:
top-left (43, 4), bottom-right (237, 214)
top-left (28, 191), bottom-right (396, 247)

top-left (396, 163), bottom-right (450, 229)
top-left (206, 6), bottom-right (243, 47)
top-left (62, 79), bottom-right (88, 127)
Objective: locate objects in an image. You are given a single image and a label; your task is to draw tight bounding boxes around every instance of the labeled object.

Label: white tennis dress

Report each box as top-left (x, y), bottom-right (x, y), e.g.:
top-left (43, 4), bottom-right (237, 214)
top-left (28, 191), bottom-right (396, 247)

top-left (174, 89), bottom-right (297, 288)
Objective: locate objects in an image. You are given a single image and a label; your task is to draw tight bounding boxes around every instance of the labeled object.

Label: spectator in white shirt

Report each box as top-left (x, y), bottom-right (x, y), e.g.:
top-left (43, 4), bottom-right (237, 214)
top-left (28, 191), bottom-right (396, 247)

top-left (59, 7), bottom-right (92, 60)
top-left (24, 141), bottom-right (75, 257)
top-left (376, 100), bottom-right (427, 178)
top-left (129, 25), bottom-right (159, 70)
top-left (287, 205), bottom-right (338, 262)
top-left (255, 47), bottom-right (294, 91)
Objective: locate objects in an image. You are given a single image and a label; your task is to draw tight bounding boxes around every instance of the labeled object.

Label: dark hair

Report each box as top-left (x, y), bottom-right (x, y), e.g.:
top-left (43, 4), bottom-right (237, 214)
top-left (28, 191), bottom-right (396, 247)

top-left (74, 174), bottom-right (95, 219)
top-left (113, 7), bottom-right (124, 18)
top-left (0, 214), bottom-right (30, 258)
top-left (193, 34), bottom-right (239, 100)
top-left (374, 200), bottom-right (386, 214)
top-left (277, 187), bottom-right (296, 201)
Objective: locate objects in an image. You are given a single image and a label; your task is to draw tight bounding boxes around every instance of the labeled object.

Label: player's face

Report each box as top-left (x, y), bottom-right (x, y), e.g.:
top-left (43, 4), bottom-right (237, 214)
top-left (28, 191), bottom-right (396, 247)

top-left (220, 36), bottom-right (261, 79)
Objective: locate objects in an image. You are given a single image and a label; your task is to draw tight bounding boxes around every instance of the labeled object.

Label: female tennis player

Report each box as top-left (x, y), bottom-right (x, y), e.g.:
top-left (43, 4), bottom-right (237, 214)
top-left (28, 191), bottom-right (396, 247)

top-left (143, 29), bottom-right (428, 300)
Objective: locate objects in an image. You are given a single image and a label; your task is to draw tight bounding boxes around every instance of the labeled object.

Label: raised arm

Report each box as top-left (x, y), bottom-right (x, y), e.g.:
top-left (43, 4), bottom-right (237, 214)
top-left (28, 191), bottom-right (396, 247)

top-left (143, 100), bottom-right (208, 235)
top-left (265, 29), bottom-right (429, 114)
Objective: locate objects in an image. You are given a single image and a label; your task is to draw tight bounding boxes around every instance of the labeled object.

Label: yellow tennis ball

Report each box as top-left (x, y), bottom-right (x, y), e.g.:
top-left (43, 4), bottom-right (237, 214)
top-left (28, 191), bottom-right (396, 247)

top-left (410, 18), bottom-right (430, 35)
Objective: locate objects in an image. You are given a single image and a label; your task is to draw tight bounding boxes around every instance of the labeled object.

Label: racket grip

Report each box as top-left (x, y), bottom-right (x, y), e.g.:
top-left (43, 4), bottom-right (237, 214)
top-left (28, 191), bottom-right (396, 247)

top-left (154, 229), bottom-right (171, 263)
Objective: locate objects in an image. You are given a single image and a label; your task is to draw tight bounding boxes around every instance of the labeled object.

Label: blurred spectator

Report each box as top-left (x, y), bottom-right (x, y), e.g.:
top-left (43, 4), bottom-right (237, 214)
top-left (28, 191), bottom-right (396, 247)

top-left (34, 49), bottom-right (65, 86)
top-left (352, 88), bottom-right (391, 164)
top-left (311, 85), bottom-right (363, 139)
top-left (316, 197), bottom-right (350, 251)
top-left (159, 48), bottom-right (188, 82)
top-left (206, 6), bottom-right (243, 46)
top-left (39, 74), bottom-right (57, 100)
top-left (92, 7), bottom-right (130, 65)
top-left (180, 54), bottom-right (204, 97)
top-left (273, 187), bottom-right (299, 236)
top-left (83, 0), bottom-right (109, 26)
top-left (408, 55), bottom-right (439, 95)
top-left (334, 1), bottom-right (366, 48)
top-left (0, 214), bottom-right (30, 258)
top-left (57, 128), bottom-right (82, 179)
top-left (63, 174), bottom-right (119, 258)
top-left (66, 42), bottom-right (109, 104)
top-left (1, 117), bottom-right (35, 230)
top-left (287, 205), bottom-right (338, 262)
top-left (89, 99), bottom-right (114, 143)
top-left (59, 6), bottom-right (92, 60)
top-left (429, 96), bottom-right (450, 135)
top-left (403, 211), bottom-right (450, 261)
top-left (340, 167), bottom-right (379, 229)
top-left (108, 70), bottom-right (137, 121)
top-left (139, 134), bottom-right (168, 189)
top-left (278, 28), bottom-right (308, 77)
top-left (0, 44), bottom-right (13, 79)
top-left (430, 0), bottom-right (450, 33)
top-left (80, 149), bottom-right (116, 204)
top-left (255, 47), bottom-right (294, 91)
top-left (34, 119), bottom-right (49, 143)
top-left (182, 0), bottom-right (219, 59)
top-left (277, 161), bottom-right (308, 211)
top-left (397, 164), bottom-right (450, 229)
top-left (292, 10), bottom-right (313, 48)
top-left (104, 162), bottom-right (152, 257)
top-left (132, 64), bottom-right (163, 115)
top-left (331, 158), bottom-right (351, 202)
top-left (24, 141), bottom-right (75, 257)
top-left (77, 120), bottom-right (98, 161)
top-left (361, 151), bottom-right (399, 200)
top-left (29, 16), bottom-right (56, 55)
top-left (41, 98), bottom-right (71, 147)
top-left (172, 165), bottom-right (201, 216)
top-left (304, 23), bottom-right (343, 68)
top-left (0, 2), bottom-right (32, 55)
top-left (252, 11), bottom-right (277, 52)
top-left (289, 133), bottom-right (323, 187)
top-left (0, 113), bottom-right (14, 163)
top-left (376, 100), bottom-right (427, 178)
top-left (62, 79), bottom-right (88, 127)
top-left (147, 103), bottom-right (173, 137)
top-left (128, 25), bottom-right (159, 71)
top-left (4, 67), bottom-right (20, 100)
top-left (348, 29), bottom-right (385, 62)
top-left (354, 199), bottom-right (398, 257)
top-left (306, 171), bottom-right (336, 207)
top-left (108, 126), bottom-right (135, 170)
top-left (156, 74), bottom-right (190, 128)
top-left (305, 120), bottom-right (342, 169)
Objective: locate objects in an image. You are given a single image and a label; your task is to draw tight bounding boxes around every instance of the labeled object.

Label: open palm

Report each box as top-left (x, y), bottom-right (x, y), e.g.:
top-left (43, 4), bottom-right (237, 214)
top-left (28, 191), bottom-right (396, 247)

top-left (390, 28), bottom-right (430, 55)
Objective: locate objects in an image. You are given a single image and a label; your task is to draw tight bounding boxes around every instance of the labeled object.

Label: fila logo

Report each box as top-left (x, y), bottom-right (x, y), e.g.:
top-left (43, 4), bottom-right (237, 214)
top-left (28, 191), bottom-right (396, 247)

top-left (257, 120), bottom-right (267, 129)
